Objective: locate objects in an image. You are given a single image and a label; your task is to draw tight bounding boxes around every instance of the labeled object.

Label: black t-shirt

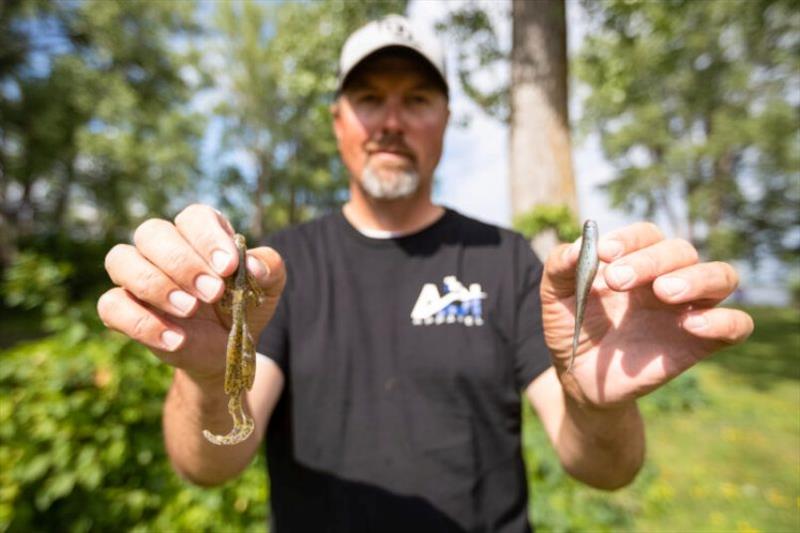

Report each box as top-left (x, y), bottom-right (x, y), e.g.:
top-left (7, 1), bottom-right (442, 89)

top-left (259, 208), bottom-right (551, 533)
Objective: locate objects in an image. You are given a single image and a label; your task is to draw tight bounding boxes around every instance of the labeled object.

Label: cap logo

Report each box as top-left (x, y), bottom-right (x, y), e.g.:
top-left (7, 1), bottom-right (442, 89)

top-left (379, 17), bottom-right (419, 47)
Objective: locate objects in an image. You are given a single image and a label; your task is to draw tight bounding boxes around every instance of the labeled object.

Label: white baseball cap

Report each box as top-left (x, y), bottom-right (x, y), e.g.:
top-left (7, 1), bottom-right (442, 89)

top-left (337, 14), bottom-right (448, 95)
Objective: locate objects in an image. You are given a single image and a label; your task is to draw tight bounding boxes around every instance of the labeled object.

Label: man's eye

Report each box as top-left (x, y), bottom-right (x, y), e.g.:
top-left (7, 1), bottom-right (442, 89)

top-left (358, 94), bottom-right (380, 104)
top-left (408, 95), bottom-right (430, 105)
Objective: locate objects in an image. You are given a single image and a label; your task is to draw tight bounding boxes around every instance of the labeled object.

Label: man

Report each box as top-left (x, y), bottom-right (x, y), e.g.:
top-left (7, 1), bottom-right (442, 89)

top-left (97, 15), bottom-right (753, 532)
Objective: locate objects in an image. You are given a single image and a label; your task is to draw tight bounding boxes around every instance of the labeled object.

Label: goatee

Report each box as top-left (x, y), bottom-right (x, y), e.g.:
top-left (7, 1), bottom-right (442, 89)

top-left (360, 162), bottom-right (420, 200)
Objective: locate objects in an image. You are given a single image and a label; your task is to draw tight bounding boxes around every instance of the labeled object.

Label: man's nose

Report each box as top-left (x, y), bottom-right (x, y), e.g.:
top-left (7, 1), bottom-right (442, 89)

top-left (380, 98), bottom-right (404, 132)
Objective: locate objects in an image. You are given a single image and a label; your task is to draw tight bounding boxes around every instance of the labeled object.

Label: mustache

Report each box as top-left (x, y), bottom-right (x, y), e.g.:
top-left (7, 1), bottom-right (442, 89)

top-left (365, 134), bottom-right (415, 160)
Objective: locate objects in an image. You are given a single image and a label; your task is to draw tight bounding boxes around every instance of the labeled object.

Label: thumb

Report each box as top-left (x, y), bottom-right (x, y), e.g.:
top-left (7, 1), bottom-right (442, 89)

top-left (243, 246), bottom-right (286, 331)
top-left (541, 239), bottom-right (581, 302)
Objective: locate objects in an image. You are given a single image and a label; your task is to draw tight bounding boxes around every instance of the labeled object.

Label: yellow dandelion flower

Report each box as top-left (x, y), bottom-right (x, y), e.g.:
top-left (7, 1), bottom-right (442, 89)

top-left (736, 521), bottom-right (760, 533)
top-left (720, 482), bottom-right (738, 500)
top-left (766, 488), bottom-right (788, 508)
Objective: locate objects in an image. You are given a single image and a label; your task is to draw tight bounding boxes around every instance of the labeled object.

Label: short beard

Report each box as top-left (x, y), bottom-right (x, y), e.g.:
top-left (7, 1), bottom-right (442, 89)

top-left (360, 162), bottom-right (420, 200)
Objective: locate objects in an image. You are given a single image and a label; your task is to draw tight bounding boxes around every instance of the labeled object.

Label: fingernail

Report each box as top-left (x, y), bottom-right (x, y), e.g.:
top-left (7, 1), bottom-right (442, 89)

top-left (246, 255), bottom-right (268, 280)
top-left (195, 274), bottom-right (224, 302)
top-left (684, 314), bottom-right (708, 330)
top-left (168, 290), bottom-right (197, 315)
top-left (161, 330), bottom-right (184, 351)
top-left (211, 249), bottom-right (231, 274)
top-left (600, 239), bottom-right (623, 259)
top-left (608, 264), bottom-right (635, 287)
top-left (658, 277), bottom-right (688, 297)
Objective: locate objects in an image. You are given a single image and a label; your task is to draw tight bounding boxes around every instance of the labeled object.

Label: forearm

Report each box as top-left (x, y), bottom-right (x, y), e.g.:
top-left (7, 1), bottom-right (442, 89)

top-left (557, 393), bottom-right (645, 490)
top-left (527, 368), bottom-right (645, 490)
top-left (163, 369), bottom-right (261, 486)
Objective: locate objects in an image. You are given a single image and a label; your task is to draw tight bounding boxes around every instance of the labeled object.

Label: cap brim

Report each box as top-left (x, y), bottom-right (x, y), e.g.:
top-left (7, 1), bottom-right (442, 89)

top-left (336, 45), bottom-right (448, 95)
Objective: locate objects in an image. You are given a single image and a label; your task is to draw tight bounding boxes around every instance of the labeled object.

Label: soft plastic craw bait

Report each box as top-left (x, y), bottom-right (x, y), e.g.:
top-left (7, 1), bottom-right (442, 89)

top-left (203, 234), bottom-right (263, 446)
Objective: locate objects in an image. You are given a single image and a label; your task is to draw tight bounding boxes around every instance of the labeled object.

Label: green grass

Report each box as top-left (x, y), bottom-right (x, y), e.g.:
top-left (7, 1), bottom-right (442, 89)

top-left (525, 306), bottom-right (800, 532)
top-left (632, 306), bottom-right (800, 532)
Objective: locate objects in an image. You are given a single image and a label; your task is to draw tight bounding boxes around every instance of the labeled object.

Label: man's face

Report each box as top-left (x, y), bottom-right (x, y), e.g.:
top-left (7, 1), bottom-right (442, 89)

top-left (333, 52), bottom-right (449, 200)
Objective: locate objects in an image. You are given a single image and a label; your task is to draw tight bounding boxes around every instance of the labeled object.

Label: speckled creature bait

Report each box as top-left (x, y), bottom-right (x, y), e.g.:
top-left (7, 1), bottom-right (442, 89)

top-left (568, 220), bottom-right (599, 373)
top-left (202, 234), bottom-right (263, 446)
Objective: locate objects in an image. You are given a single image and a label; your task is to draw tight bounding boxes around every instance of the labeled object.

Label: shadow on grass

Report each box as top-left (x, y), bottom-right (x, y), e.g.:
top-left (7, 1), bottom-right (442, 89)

top-left (704, 306), bottom-right (800, 391)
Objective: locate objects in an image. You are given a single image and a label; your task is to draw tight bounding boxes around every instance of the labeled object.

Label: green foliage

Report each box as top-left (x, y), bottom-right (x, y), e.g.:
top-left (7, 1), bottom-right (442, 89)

top-left (436, 2), bottom-right (509, 122)
top-left (576, 0), bottom-right (800, 265)
top-left (0, 328), bottom-right (269, 532)
top-left (1, 248), bottom-right (105, 341)
top-left (0, 242), bottom-right (269, 531)
top-left (523, 401), bottom-right (638, 532)
top-left (513, 204), bottom-right (581, 243)
top-left (639, 372), bottom-right (708, 415)
top-left (0, 0), bottom-right (204, 259)
top-left (2, 251), bottom-right (72, 312)
top-left (789, 275), bottom-right (800, 309)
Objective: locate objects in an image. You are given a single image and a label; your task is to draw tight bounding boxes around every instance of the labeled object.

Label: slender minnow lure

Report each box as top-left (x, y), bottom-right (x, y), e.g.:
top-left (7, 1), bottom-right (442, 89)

top-left (568, 220), bottom-right (599, 373)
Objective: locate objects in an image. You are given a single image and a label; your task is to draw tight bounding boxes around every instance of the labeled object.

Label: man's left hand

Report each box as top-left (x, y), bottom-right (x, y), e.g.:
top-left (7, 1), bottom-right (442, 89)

top-left (540, 222), bottom-right (754, 407)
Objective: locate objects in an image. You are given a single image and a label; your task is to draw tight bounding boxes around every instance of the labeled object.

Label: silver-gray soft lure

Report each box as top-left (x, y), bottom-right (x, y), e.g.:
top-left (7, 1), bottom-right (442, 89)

top-left (568, 219), bottom-right (599, 373)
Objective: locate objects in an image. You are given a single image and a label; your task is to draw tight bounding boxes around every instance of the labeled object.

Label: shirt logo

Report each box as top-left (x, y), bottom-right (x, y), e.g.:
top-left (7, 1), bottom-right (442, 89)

top-left (410, 275), bottom-right (486, 326)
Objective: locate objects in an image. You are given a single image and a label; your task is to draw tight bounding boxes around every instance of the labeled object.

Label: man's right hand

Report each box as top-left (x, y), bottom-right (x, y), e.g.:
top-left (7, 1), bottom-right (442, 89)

top-left (97, 204), bottom-right (286, 383)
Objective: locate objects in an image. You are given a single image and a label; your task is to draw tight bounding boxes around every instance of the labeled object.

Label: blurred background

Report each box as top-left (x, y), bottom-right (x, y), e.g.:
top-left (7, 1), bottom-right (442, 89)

top-left (0, 0), bottom-right (797, 531)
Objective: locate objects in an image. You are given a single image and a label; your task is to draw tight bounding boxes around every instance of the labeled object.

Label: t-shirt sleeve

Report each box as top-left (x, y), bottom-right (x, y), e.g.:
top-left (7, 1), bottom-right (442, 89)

top-left (512, 234), bottom-right (552, 390)
top-left (256, 233), bottom-right (290, 376)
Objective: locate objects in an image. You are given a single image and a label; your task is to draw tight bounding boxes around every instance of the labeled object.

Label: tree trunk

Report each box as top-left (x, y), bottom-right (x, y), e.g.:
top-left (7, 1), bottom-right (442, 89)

top-left (510, 0), bottom-right (577, 258)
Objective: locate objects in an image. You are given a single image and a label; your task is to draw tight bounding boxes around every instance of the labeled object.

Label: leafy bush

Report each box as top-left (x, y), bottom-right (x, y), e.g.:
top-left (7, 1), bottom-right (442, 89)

top-left (639, 372), bottom-right (708, 415)
top-left (522, 401), bottom-right (639, 532)
top-left (0, 330), bottom-right (269, 532)
top-left (1, 244), bottom-right (270, 532)
top-left (1, 250), bottom-right (100, 341)
top-left (2, 251), bottom-right (72, 327)
top-left (513, 204), bottom-right (582, 243)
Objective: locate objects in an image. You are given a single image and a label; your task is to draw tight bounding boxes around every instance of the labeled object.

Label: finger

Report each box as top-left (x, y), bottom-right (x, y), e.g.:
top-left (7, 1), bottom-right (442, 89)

top-left (604, 238), bottom-right (698, 291)
top-left (133, 218), bottom-right (225, 304)
top-left (680, 307), bottom-right (754, 346)
top-left (97, 287), bottom-right (186, 352)
top-left (653, 261), bottom-right (739, 305)
top-left (597, 222), bottom-right (664, 263)
top-left (105, 244), bottom-right (200, 317)
top-left (98, 288), bottom-right (231, 376)
top-left (541, 242), bottom-right (580, 299)
top-left (174, 204), bottom-right (239, 276)
top-left (245, 246), bottom-right (286, 328)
